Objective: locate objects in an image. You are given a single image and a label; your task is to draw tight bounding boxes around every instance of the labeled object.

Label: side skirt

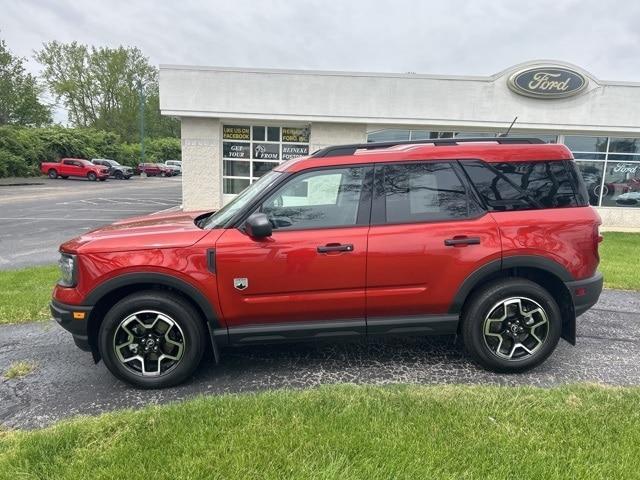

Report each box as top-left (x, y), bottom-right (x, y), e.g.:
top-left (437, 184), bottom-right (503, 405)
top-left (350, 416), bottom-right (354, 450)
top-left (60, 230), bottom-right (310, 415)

top-left (214, 315), bottom-right (459, 346)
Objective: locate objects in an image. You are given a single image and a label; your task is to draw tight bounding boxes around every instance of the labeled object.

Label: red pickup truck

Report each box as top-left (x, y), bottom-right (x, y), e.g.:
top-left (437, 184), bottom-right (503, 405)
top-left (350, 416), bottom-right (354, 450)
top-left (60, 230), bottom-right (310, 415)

top-left (41, 158), bottom-right (110, 181)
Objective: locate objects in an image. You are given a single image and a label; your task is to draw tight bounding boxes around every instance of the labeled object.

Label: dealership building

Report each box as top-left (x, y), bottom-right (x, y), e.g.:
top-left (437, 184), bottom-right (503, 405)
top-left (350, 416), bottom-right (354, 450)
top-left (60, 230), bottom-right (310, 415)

top-left (159, 60), bottom-right (640, 229)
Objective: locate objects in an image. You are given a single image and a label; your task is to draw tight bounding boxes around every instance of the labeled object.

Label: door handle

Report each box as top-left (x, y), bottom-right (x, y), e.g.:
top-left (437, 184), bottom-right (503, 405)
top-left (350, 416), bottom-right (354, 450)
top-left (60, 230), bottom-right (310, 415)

top-left (444, 236), bottom-right (481, 247)
top-left (317, 243), bottom-right (354, 253)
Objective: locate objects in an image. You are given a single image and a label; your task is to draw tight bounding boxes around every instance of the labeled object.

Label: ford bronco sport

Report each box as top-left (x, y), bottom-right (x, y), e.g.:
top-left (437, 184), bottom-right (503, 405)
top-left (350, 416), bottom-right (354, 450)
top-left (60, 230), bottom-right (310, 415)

top-left (51, 137), bottom-right (603, 388)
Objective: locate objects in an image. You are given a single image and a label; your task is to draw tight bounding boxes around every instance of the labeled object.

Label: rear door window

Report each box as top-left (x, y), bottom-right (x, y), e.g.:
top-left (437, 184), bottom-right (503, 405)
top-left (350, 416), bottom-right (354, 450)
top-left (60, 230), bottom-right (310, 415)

top-left (373, 162), bottom-right (482, 223)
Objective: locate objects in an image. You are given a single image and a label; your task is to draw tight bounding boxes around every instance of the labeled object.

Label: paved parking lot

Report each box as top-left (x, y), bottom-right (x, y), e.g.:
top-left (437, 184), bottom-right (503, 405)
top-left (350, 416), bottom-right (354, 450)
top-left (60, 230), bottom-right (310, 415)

top-left (1, 289), bottom-right (640, 429)
top-left (0, 176), bottom-right (182, 269)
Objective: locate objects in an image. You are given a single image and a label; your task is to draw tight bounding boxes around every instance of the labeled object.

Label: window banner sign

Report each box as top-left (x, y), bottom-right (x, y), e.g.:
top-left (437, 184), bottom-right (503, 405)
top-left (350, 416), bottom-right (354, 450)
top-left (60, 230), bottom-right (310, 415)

top-left (282, 127), bottom-right (310, 143)
top-left (253, 143), bottom-right (280, 160)
top-left (223, 142), bottom-right (251, 159)
top-left (223, 125), bottom-right (251, 140)
top-left (282, 144), bottom-right (309, 160)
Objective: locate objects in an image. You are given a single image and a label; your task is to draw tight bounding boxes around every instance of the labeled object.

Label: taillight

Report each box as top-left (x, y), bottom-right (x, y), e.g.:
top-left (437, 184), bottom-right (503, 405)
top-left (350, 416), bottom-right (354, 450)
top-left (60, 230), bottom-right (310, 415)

top-left (594, 224), bottom-right (603, 263)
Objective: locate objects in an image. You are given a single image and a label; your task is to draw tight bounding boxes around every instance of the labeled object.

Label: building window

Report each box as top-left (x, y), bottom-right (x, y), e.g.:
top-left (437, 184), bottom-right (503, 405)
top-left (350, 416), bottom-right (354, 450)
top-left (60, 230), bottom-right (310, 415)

top-left (367, 129), bottom-right (556, 143)
top-left (222, 124), bottom-right (309, 195)
top-left (566, 135), bottom-right (640, 208)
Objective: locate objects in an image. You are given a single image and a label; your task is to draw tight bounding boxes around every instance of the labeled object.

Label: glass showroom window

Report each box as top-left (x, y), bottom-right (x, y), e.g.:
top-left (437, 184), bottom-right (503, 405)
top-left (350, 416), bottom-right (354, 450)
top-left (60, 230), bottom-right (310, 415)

top-left (222, 125), bottom-right (310, 195)
top-left (565, 135), bottom-right (608, 207)
top-left (602, 137), bottom-right (640, 207)
top-left (566, 135), bottom-right (640, 208)
top-left (367, 129), bottom-right (556, 143)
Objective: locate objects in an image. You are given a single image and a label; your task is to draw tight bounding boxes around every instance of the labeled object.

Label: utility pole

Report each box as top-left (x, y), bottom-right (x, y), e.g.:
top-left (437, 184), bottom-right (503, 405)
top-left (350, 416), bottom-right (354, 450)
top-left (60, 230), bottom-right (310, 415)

top-left (138, 80), bottom-right (145, 163)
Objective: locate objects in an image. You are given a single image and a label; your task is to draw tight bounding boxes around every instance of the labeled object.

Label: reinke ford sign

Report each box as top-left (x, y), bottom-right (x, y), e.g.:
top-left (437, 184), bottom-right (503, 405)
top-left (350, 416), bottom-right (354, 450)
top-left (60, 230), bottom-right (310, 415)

top-left (508, 66), bottom-right (588, 99)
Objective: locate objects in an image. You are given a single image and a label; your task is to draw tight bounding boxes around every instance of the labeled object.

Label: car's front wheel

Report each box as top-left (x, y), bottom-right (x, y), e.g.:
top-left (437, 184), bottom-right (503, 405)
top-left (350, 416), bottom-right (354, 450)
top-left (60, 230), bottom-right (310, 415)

top-left (99, 291), bottom-right (207, 388)
top-left (461, 278), bottom-right (561, 373)
top-left (87, 172), bottom-right (97, 181)
top-left (115, 171), bottom-right (124, 180)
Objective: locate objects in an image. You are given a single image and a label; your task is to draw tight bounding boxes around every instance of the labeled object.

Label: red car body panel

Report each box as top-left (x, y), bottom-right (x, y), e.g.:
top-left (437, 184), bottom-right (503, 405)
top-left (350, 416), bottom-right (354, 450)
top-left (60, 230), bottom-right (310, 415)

top-left (366, 214), bottom-right (502, 316)
top-left (213, 226), bottom-right (369, 326)
top-left (41, 158), bottom-right (109, 179)
top-left (494, 207), bottom-right (601, 281)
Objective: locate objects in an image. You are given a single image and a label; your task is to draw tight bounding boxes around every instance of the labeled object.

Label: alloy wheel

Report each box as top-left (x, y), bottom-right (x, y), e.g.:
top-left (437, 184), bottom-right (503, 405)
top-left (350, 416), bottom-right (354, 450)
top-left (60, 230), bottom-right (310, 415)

top-left (482, 297), bottom-right (549, 360)
top-left (113, 310), bottom-right (186, 377)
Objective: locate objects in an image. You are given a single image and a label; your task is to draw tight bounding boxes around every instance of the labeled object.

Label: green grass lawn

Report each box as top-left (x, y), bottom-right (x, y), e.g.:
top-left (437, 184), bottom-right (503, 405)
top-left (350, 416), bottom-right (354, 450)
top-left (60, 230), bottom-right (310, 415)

top-left (600, 232), bottom-right (639, 290)
top-left (0, 264), bottom-right (58, 324)
top-left (0, 232), bottom-right (638, 325)
top-left (1, 384), bottom-right (639, 479)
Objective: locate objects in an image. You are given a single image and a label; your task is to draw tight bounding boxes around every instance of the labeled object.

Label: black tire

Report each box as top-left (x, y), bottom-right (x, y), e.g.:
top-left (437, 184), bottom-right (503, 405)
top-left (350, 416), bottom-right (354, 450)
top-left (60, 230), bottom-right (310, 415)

top-left (461, 278), bottom-right (561, 373)
top-left (87, 172), bottom-right (97, 181)
top-left (115, 171), bottom-right (124, 180)
top-left (98, 291), bottom-right (208, 389)
top-left (48, 169), bottom-right (58, 179)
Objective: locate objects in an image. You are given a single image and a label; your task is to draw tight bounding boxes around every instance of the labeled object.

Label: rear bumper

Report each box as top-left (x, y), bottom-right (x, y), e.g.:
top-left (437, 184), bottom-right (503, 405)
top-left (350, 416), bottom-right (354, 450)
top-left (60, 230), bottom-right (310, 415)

top-left (565, 271), bottom-right (604, 317)
top-left (50, 300), bottom-right (93, 351)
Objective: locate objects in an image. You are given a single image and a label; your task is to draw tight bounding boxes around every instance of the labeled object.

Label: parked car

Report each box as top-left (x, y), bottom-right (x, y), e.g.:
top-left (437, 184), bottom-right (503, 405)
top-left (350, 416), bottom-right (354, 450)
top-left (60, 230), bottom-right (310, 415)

top-left (164, 160), bottom-right (182, 175)
top-left (137, 162), bottom-right (173, 177)
top-left (41, 158), bottom-right (109, 181)
top-left (92, 159), bottom-right (133, 180)
top-left (51, 137), bottom-right (603, 388)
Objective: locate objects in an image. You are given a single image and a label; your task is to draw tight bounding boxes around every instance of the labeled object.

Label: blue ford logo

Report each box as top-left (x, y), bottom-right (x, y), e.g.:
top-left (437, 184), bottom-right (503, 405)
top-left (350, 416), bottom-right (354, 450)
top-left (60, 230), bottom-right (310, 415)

top-left (508, 66), bottom-right (588, 99)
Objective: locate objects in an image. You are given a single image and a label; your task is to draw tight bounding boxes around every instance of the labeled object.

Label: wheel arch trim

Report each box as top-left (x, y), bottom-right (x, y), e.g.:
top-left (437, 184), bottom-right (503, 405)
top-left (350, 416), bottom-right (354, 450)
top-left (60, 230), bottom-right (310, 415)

top-left (84, 272), bottom-right (219, 327)
top-left (449, 255), bottom-right (574, 314)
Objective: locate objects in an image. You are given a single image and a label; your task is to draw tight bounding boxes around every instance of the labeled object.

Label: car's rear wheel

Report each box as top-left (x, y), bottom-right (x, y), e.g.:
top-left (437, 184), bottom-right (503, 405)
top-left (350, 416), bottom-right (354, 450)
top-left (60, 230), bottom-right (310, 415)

top-left (461, 278), bottom-right (561, 373)
top-left (48, 169), bottom-right (58, 179)
top-left (87, 172), bottom-right (97, 181)
top-left (99, 291), bottom-right (207, 389)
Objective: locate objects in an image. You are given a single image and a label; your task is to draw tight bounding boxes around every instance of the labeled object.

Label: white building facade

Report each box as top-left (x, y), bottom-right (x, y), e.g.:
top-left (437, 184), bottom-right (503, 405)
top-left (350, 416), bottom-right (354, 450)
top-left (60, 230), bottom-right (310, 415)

top-left (159, 60), bottom-right (640, 229)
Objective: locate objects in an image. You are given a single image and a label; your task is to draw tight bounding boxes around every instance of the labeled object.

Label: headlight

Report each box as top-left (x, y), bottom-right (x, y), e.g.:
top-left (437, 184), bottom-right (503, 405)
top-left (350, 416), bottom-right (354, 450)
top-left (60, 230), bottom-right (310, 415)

top-left (58, 253), bottom-right (77, 287)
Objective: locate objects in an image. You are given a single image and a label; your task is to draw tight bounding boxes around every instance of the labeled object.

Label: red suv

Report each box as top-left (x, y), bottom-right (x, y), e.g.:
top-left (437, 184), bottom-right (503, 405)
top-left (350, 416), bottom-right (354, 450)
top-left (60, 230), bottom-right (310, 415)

top-left (51, 138), bottom-right (603, 388)
top-left (137, 163), bottom-right (173, 177)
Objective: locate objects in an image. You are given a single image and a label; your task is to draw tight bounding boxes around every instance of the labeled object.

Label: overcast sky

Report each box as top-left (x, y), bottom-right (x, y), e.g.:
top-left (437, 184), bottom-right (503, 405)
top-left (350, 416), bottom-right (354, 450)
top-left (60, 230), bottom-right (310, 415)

top-left (2, 0), bottom-right (640, 121)
top-left (3, 0), bottom-right (640, 79)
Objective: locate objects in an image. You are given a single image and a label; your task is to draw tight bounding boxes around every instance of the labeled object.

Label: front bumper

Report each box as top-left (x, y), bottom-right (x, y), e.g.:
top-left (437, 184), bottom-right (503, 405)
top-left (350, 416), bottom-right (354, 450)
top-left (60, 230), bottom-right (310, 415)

top-left (50, 300), bottom-right (93, 351)
top-left (565, 271), bottom-right (604, 317)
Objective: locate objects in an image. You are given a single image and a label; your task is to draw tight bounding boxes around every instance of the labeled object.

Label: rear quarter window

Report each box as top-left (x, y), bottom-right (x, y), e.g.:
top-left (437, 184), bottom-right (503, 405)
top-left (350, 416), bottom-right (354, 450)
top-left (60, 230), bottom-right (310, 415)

top-left (460, 160), bottom-right (582, 211)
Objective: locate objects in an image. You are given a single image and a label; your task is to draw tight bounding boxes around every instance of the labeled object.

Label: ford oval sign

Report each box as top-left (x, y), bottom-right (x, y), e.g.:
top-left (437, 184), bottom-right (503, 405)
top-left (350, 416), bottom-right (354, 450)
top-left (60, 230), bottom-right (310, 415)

top-left (508, 66), bottom-right (588, 99)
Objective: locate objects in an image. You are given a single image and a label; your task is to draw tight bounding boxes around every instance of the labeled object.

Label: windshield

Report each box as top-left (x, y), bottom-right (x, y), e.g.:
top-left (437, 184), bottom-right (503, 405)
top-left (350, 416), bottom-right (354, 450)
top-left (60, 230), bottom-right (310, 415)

top-left (199, 170), bottom-right (283, 229)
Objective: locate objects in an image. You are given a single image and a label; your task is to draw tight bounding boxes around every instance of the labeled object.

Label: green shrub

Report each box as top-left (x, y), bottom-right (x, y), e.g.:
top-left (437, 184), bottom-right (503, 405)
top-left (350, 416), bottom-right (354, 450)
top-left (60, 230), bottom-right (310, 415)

top-left (0, 125), bottom-right (180, 178)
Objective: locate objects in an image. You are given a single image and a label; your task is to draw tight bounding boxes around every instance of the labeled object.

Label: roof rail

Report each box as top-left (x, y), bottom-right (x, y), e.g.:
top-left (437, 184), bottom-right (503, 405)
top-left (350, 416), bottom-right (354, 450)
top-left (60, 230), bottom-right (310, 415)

top-left (311, 136), bottom-right (546, 158)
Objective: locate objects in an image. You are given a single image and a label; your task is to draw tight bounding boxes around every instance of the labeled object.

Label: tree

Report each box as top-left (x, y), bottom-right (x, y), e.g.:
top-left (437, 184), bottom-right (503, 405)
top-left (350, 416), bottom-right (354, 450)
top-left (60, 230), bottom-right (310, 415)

top-left (0, 39), bottom-right (51, 126)
top-left (35, 41), bottom-right (178, 141)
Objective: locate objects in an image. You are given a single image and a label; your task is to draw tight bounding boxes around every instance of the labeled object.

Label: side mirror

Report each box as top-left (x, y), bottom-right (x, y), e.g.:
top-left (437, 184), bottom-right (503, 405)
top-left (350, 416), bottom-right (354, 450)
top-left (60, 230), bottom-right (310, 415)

top-left (245, 213), bottom-right (272, 238)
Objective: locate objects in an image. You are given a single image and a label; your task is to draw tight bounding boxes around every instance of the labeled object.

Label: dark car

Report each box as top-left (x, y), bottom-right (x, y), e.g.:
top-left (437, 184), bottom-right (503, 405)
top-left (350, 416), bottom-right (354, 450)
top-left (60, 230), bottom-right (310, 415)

top-left (92, 159), bottom-right (133, 180)
top-left (137, 163), bottom-right (173, 177)
top-left (51, 137), bottom-right (603, 389)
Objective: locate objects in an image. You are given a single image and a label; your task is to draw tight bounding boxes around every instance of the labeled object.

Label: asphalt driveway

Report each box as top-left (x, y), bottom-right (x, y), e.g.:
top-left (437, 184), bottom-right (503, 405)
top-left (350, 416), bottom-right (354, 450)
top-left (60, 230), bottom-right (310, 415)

top-left (1, 288), bottom-right (639, 429)
top-left (0, 176), bottom-right (182, 269)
